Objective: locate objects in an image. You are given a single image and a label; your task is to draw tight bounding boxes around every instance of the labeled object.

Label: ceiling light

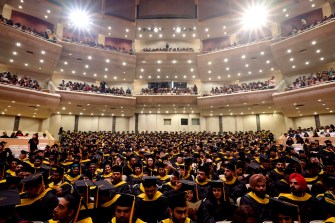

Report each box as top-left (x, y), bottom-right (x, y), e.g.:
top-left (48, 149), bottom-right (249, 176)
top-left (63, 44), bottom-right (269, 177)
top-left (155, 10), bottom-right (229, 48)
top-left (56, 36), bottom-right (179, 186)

top-left (159, 34), bottom-right (162, 38)
top-left (228, 75), bottom-right (231, 77)
top-left (305, 61), bottom-right (309, 65)
top-left (18, 5), bottom-right (22, 9)
top-left (157, 68), bottom-right (161, 72)
top-left (208, 77), bottom-right (211, 80)
top-left (88, 56), bottom-right (92, 60)
top-left (266, 60), bottom-right (270, 64)
top-left (311, 4), bottom-right (315, 7)
top-left (64, 61), bottom-right (68, 65)
top-left (208, 70), bottom-right (212, 74)
top-left (140, 69), bottom-right (144, 72)
top-left (125, 28), bottom-right (129, 32)
top-left (149, 34), bottom-right (152, 37)
top-left (187, 60), bottom-right (192, 63)
top-left (44, 15), bottom-right (48, 18)
top-left (192, 75), bottom-right (195, 78)
top-left (40, 59), bottom-right (44, 63)
top-left (114, 76), bottom-right (117, 79)
top-left (205, 28), bottom-right (209, 32)
top-left (9, 59), bottom-right (14, 63)
top-left (72, 70), bottom-right (75, 74)
top-left (290, 58), bottom-right (294, 61)
top-left (60, 69), bottom-right (64, 72)
top-left (83, 72), bottom-right (86, 75)
top-left (104, 75), bottom-right (107, 78)
top-left (69, 10), bottom-right (91, 29)
top-left (172, 60), bottom-right (177, 64)
top-left (139, 34), bottom-right (142, 37)
top-left (208, 61), bottom-right (212, 65)
top-left (286, 14), bottom-right (289, 17)
top-left (13, 51), bottom-right (17, 55)
top-left (224, 58), bottom-right (228, 62)
top-left (157, 60), bottom-right (162, 64)
top-left (182, 34), bottom-right (186, 37)
top-left (320, 57), bottom-right (324, 61)
top-left (190, 68), bottom-right (194, 72)
top-left (183, 75), bottom-right (186, 79)
top-left (316, 49), bottom-right (320, 53)
top-left (292, 65), bottom-right (296, 68)
top-left (207, 34), bottom-right (210, 37)
top-left (122, 62), bottom-right (126, 66)
top-left (245, 64), bottom-right (249, 67)
top-left (287, 49), bottom-right (291, 53)
top-left (24, 63), bottom-right (28, 66)
top-left (106, 59), bottom-right (110, 63)
top-left (176, 27), bottom-right (181, 33)
top-left (238, 73), bottom-right (241, 76)
top-left (241, 55), bottom-right (246, 59)
top-left (62, 107), bottom-right (66, 110)
top-left (148, 76), bottom-right (151, 79)
top-left (248, 71), bottom-right (252, 74)
top-left (271, 68), bottom-right (274, 71)
top-left (94, 73), bottom-right (97, 76)
top-left (105, 68), bottom-right (108, 71)
top-left (260, 51), bottom-right (264, 55)
top-left (192, 34), bottom-right (196, 37)
top-left (172, 34), bottom-right (175, 37)
top-left (241, 4), bottom-right (269, 30)
top-left (311, 41), bottom-right (316, 45)
top-left (174, 75), bottom-right (178, 78)
top-left (41, 50), bottom-right (45, 54)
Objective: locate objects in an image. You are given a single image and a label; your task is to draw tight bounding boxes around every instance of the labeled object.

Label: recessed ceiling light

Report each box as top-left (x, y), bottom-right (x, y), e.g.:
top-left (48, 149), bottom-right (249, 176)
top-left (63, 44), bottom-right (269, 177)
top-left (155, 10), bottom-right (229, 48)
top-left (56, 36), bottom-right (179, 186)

top-left (24, 63), bottom-right (28, 66)
top-left (248, 71), bottom-right (252, 74)
top-left (138, 27), bottom-right (141, 30)
top-left (72, 70), bottom-right (75, 74)
top-left (190, 68), bottom-right (194, 72)
top-left (175, 75), bottom-right (178, 78)
top-left (9, 59), bottom-right (14, 63)
top-left (205, 28), bottom-right (209, 32)
top-left (94, 73), bottom-right (97, 77)
top-left (287, 49), bottom-right (292, 53)
top-left (105, 68), bottom-right (108, 71)
top-left (320, 57), bottom-right (324, 61)
top-left (122, 62), bottom-right (126, 66)
top-left (316, 49), bottom-right (320, 53)
top-left (88, 56), bottom-right (92, 60)
top-left (159, 34), bottom-right (162, 38)
top-left (292, 65), bottom-right (296, 68)
top-left (207, 34), bottom-right (210, 37)
top-left (311, 41), bottom-right (316, 45)
top-left (125, 35), bottom-right (128, 38)
top-left (44, 15), bottom-right (48, 19)
top-left (224, 58), bottom-right (228, 62)
top-left (125, 28), bottom-right (129, 32)
top-left (227, 75), bottom-right (231, 77)
top-left (192, 34), bottom-right (196, 37)
top-left (238, 73), bottom-right (241, 76)
top-left (60, 69), bottom-right (64, 72)
top-left (172, 34), bottom-right (176, 37)
top-left (286, 14), bottom-right (289, 17)
top-left (183, 75), bottom-right (186, 79)
top-left (83, 72), bottom-right (86, 75)
top-left (245, 64), bottom-right (249, 67)
top-left (114, 76), bottom-right (117, 79)
top-left (47, 10), bottom-right (51, 13)
top-left (166, 75), bottom-right (169, 78)
top-left (157, 68), bottom-right (161, 72)
top-left (139, 34), bottom-right (142, 38)
top-left (104, 75), bottom-right (107, 78)
top-left (172, 60), bottom-right (177, 64)
top-left (62, 107), bottom-right (66, 110)
top-left (148, 76), bottom-right (151, 79)
top-left (290, 58), bottom-right (294, 61)
top-left (318, 99), bottom-right (322, 102)
top-left (139, 75), bottom-right (143, 79)
top-left (311, 4), bottom-right (315, 7)
top-left (208, 77), bottom-right (211, 80)
top-left (208, 70), bottom-right (212, 74)
top-left (41, 50), bottom-right (45, 54)
top-left (192, 75), bottom-right (195, 78)
top-left (64, 61), bottom-right (68, 65)
top-left (40, 59), bottom-right (44, 63)
top-left (187, 60), bottom-right (192, 63)
top-left (266, 60), bottom-right (270, 64)
top-left (241, 55), bottom-right (246, 59)
top-left (305, 61), bottom-right (309, 65)
top-left (149, 34), bottom-right (152, 37)
top-left (157, 60), bottom-right (161, 64)
top-left (108, 26), bottom-right (111, 30)
top-left (106, 59), bottom-right (110, 63)
top-left (271, 67), bottom-right (274, 71)
top-left (283, 8), bottom-right (286, 12)
top-left (12, 51), bottom-right (17, 55)
top-left (259, 70), bottom-right (263, 73)
top-left (260, 51), bottom-right (264, 55)
top-left (226, 67), bottom-right (230, 71)
top-left (208, 61), bottom-right (212, 65)
top-left (18, 5), bottom-right (22, 9)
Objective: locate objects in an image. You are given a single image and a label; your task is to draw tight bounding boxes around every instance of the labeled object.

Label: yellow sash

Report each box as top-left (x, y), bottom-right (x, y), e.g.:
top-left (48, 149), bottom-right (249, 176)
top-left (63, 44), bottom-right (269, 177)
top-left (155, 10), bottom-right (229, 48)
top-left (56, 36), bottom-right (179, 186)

top-left (17, 188), bottom-right (53, 206)
top-left (64, 174), bottom-right (81, 183)
top-left (113, 181), bottom-right (126, 188)
top-left (132, 174), bottom-right (143, 179)
top-left (159, 175), bottom-right (170, 181)
top-left (6, 169), bottom-right (16, 176)
top-left (195, 178), bottom-right (208, 186)
top-left (162, 218), bottom-right (191, 223)
top-left (274, 168), bottom-right (284, 176)
top-left (278, 193), bottom-right (312, 202)
top-left (222, 176), bottom-right (237, 185)
top-left (100, 194), bottom-right (121, 207)
top-left (324, 217), bottom-right (335, 223)
top-left (140, 183), bottom-right (145, 192)
top-left (77, 217), bottom-right (93, 223)
top-left (166, 182), bottom-right (176, 189)
top-left (102, 172), bottom-right (113, 178)
top-left (280, 179), bottom-right (288, 184)
top-left (305, 175), bottom-right (319, 183)
top-left (48, 181), bottom-right (69, 190)
top-left (247, 192), bottom-right (269, 204)
top-left (138, 191), bottom-right (163, 201)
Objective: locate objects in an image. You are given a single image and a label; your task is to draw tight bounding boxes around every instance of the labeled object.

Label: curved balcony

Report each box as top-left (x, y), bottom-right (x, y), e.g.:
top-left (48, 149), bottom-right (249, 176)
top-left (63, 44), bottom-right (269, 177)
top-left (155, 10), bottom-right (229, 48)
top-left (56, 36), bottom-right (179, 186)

top-left (136, 94), bottom-right (197, 106)
top-left (273, 82), bottom-right (335, 117)
top-left (0, 22), bottom-right (62, 75)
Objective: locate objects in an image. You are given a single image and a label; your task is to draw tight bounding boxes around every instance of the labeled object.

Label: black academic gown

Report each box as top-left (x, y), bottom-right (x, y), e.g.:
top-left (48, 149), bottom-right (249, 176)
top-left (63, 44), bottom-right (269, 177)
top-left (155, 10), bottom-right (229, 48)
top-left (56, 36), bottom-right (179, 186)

top-left (16, 188), bottom-right (58, 221)
top-left (278, 193), bottom-right (318, 223)
top-left (270, 179), bottom-right (290, 197)
top-left (222, 177), bottom-right (247, 201)
top-left (195, 180), bottom-right (210, 200)
top-left (135, 191), bottom-right (169, 223)
top-left (112, 180), bottom-right (131, 194)
top-left (197, 197), bottom-right (237, 223)
top-left (240, 192), bottom-right (271, 222)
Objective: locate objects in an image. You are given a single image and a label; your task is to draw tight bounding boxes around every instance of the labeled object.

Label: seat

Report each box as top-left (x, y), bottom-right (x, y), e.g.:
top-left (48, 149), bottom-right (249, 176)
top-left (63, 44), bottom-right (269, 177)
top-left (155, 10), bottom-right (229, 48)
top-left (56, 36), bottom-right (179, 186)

top-left (236, 197), bottom-right (241, 207)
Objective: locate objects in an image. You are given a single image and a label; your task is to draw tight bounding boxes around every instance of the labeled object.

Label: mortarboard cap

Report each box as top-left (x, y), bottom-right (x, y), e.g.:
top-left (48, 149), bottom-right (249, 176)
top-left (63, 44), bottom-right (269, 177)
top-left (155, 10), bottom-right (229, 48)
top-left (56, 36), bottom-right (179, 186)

top-left (20, 150), bottom-right (28, 155)
top-left (115, 193), bottom-right (135, 207)
top-left (142, 176), bottom-right (158, 187)
top-left (179, 180), bottom-right (196, 191)
top-left (74, 179), bottom-right (95, 189)
top-left (209, 180), bottom-right (224, 188)
top-left (112, 165), bottom-right (123, 173)
top-left (224, 163), bottom-right (236, 171)
top-left (21, 173), bottom-right (43, 188)
top-left (168, 192), bottom-right (187, 209)
top-left (197, 165), bottom-right (209, 175)
top-left (248, 162), bottom-right (261, 171)
top-left (0, 189), bottom-right (21, 207)
top-left (270, 198), bottom-right (299, 220)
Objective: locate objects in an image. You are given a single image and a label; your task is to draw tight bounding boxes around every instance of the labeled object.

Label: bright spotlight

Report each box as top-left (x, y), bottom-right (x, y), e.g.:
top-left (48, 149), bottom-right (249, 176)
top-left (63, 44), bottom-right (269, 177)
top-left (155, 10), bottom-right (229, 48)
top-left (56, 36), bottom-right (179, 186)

top-left (69, 10), bottom-right (91, 29)
top-left (241, 4), bottom-right (269, 30)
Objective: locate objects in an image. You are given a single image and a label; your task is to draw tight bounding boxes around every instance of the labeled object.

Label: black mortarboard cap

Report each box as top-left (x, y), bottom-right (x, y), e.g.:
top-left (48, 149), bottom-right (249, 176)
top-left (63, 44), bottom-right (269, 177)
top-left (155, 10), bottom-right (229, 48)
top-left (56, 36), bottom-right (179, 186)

top-left (270, 198), bottom-right (299, 219)
top-left (0, 189), bottom-right (21, 207)
top-left (179, 180), bottom-right (196, 191)
top-left (112, 165), bottom-right (123, 173)
top-left (260, 154), bottom-right (269, 162)
top-left (74, 179), bottom-right (95, 189)
top-left (21, 173), bottom-right (43, 188)
top-left (133, 163), bottom-right (142, 169)
top-left (93, 153), bottom-right (102, 160)
top-left (248, 162), bottom-right (261, 171)
top-left (20, 150), bottom-right (28, 155)
top-left (6, 176), bottom-right (22, 185)
top-left (171, 170), bottom-right (180, 179)
top-left (210, 180), bottom-right (224, 188)
top-left (168, 192), bottom-right (187, 209)
top-left (116, 193), bottom-right (135, 207)
top-left (224, 163), bottom-right (235, 171)
top-left (198, 165), bottom-right (209, 175)
top-left (94, 180), bottom-right (114, 192)
top-left (142, 176), bottom-right (158, 187)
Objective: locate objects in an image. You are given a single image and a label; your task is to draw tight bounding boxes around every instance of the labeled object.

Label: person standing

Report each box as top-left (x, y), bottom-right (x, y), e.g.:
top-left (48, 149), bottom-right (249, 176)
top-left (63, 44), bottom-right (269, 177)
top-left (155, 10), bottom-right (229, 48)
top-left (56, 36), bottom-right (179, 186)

top-left (28, 133), bottom-right (39, 153)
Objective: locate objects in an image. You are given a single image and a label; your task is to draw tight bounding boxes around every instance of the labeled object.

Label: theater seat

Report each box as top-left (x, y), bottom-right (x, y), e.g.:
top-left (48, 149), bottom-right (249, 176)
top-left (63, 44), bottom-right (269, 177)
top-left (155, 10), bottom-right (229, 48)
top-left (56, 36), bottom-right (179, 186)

top-left (236, 197), bottom-right (241, 207)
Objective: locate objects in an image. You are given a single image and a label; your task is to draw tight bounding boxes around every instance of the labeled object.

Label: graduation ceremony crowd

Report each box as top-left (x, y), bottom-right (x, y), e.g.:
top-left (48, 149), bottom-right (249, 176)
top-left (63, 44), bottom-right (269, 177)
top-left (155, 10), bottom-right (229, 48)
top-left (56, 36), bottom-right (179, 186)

top-left (0, 129), bottom-right (335, 223)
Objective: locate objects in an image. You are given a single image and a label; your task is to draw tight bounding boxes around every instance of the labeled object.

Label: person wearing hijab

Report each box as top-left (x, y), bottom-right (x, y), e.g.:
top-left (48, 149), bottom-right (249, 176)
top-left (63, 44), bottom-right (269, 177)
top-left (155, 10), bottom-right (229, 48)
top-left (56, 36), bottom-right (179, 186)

top-left (64, 164), bottom-right (82, 183)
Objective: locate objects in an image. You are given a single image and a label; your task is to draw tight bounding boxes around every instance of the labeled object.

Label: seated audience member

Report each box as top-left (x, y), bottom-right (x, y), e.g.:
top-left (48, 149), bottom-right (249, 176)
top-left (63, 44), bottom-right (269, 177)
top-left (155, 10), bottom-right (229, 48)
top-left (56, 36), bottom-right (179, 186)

top-left (135, 176), bottom-right (169, 223)
top-left (197, 180), bottom-right (237, 223)
top-left (16, 173), bottom-right (59, 221)
top-left (231, 205), bottom-right (257, 223)
top-left (240, 174), bottom-right (271, 222)
top-left (278, 173), bottom-right (317, 223)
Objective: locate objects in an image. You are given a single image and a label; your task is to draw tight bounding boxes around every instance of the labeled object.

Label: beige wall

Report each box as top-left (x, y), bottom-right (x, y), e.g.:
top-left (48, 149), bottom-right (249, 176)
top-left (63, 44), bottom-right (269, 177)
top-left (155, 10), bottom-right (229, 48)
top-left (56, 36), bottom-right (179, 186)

top-left (0, 115), bottom-right (15, 132)
top-left (205, 116), bottom-right (220, 132)
top-left (19, 117), bottom-right (42, 132)
top-left (116, 117), bottom-right (130, 132)
top-left (222, 116), bottom-right (237, 132)
top-left (293, 116), bottom-right (316, 129)
top-left (78, 116), bottom-right (99, 132)
top-left (319, 114), bottom-right (335, 126)
top-left (138, 113), bottom-right (201, 132)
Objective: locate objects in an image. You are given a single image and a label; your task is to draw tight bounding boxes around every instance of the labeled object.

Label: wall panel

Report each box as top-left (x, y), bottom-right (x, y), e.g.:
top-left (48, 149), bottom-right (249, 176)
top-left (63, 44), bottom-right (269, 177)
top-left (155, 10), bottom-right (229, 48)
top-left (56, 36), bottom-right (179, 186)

top-left (242, 115), bottom-right (257, 131)
top-left (115, 117), bottom-right (129, 132)
top-left (78, 116), bottom-right (99, 132)
top-left (0, 115), bottom-right (15, 132)
top-left (293, 116), bottom-right (315, 129)
top-left (19, 117), bottom-right (41, 132)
